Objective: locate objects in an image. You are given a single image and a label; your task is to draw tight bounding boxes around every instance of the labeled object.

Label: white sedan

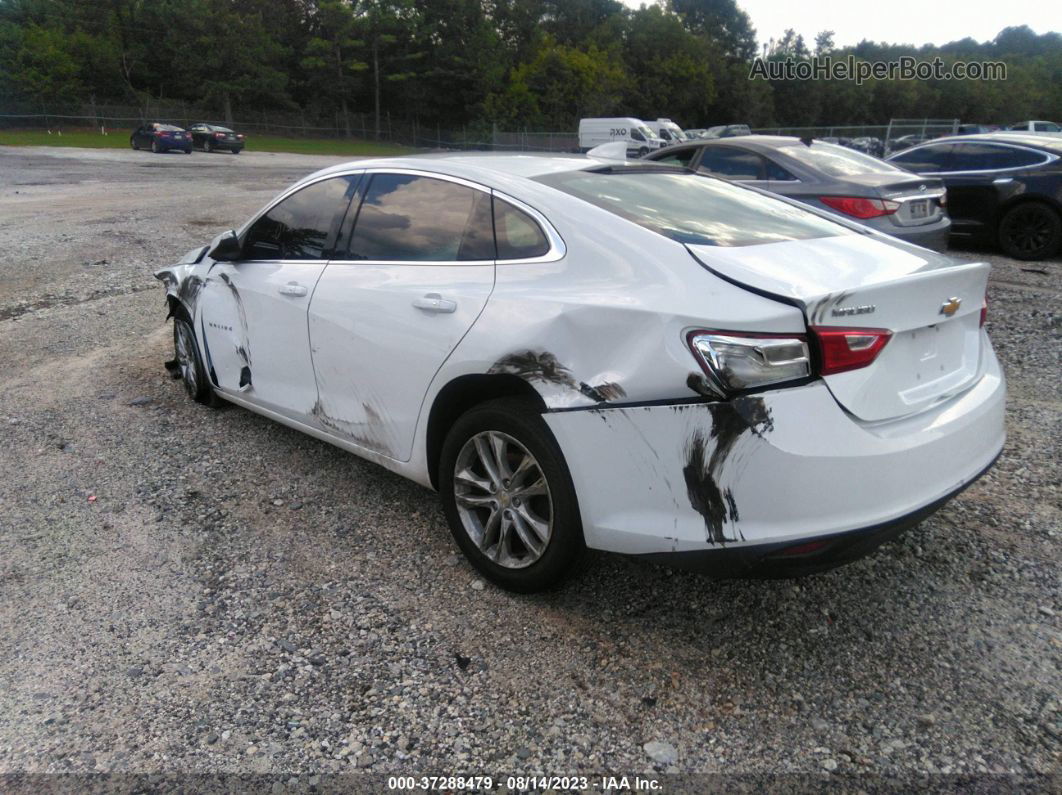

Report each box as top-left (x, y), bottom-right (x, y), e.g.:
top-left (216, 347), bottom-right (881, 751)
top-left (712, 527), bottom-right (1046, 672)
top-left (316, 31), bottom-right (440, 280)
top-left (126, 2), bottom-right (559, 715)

top-left (157, 154), bottom-right (1005, 592)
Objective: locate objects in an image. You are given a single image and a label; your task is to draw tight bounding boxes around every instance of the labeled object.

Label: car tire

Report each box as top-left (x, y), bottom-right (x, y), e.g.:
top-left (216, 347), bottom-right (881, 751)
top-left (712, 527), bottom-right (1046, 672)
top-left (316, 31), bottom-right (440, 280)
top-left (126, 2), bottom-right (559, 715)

top-left (439, 397), bottom-right (588, 593)
top-left (172, 317), bottom-right (223, 408)
top-left (151, 139), bottom-right (161, 154)
top-left (998, 201), bottom-right (1062, 260)
top-left (130, 138), bottom-right (138, 150)
top-left (638, 147), bottom-right (649, 157)
top-left (232, 149), bottom-right (240, 155)
top-left (204, 139), bottom-right (212, 153)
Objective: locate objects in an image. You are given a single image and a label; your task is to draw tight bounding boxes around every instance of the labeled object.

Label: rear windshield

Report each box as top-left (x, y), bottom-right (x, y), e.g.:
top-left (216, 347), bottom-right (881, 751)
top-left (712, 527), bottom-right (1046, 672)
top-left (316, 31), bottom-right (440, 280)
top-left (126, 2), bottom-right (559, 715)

top-left (212, 126), bottom-right (234, 133)
top-left (780, 142), bottom-right (908, 176)
top-left (536, 169), bottom-right (847, 247)
top-left (156, 124), bottom-right (183, 131)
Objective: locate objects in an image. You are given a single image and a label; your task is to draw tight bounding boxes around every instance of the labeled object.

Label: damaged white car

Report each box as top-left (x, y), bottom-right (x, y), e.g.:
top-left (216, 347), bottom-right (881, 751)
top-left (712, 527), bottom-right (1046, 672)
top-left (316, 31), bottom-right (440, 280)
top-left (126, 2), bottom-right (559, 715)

top-left (156, 155), bottom-right (1005, 592)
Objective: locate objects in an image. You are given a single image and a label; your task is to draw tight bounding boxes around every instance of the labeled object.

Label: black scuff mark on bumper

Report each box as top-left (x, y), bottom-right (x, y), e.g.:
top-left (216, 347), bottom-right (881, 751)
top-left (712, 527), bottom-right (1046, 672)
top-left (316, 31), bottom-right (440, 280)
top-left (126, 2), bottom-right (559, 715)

top-left (684, 396), bottom-right (773, 544)
top-left (489, 350), bottom-right (625, 404)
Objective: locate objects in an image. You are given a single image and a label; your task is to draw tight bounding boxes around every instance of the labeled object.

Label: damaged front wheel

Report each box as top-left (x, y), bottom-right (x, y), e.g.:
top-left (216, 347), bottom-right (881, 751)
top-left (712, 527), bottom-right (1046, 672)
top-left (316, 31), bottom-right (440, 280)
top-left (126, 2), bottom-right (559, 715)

top-left (172, 317), bottom-right (222, 407)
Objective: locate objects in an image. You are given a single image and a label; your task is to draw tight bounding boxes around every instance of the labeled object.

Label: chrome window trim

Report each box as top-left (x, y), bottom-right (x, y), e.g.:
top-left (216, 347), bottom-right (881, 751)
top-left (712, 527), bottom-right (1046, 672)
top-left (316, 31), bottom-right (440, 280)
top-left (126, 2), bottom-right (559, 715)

top-left (334, 167), bottom-right (565, 266)
top-left (237, 169), bottom-right (366, 237)
top-left (235, 167), bottom-right (566, 267)
top-left (890, 141), bottom-right (1057, 176)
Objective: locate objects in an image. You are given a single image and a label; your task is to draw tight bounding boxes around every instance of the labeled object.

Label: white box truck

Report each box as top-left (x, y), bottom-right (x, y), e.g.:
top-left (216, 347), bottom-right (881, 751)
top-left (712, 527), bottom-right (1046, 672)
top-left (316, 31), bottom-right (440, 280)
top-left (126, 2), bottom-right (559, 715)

top-left (645, 118), bottom-right (688, 145)
top-left (578, 118), bottom-right (666, 156)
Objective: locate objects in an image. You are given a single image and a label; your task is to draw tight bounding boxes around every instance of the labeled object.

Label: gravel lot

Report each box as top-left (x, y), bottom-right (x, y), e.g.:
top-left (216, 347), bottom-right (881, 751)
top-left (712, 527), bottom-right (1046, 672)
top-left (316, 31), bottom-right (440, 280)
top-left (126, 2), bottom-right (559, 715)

top-left (0, 145), bottom-right (1058, 788)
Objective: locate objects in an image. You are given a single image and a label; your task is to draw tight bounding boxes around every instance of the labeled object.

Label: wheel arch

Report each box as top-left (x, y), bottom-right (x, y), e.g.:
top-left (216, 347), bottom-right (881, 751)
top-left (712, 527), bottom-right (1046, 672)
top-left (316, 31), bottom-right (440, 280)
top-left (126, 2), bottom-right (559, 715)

top-left (994, 192), bottom-right (1062, 224)
top-left (425, 374), bottom-right (547, 489)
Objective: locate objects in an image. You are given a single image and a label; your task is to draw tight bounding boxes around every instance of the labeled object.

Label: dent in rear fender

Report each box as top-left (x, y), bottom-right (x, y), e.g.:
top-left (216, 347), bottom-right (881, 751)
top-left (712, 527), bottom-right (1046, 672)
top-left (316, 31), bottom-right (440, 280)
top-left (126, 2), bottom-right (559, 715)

top-left (544, 372), bottom-right (1005, 556)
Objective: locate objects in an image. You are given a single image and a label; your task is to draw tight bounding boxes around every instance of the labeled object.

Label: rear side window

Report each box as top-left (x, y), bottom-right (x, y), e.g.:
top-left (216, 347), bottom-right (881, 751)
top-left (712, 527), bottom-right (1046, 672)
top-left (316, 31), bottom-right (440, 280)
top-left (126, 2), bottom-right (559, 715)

top-left (494, 198), bottom-right (550, 259)
top-left (764, 158), bottom-right (798, 181)
top-left (347, 174), bottom-right (494, 261)
top-left (537, 169), bottom-right (846, 247)
top-left (949, 143), bottom-right (1045, 171)
top-left (698, 146), bottom-right (763, 180)
top-left (889, 144), bottom-right (954, 173)
top-left (652, 147), bottom-right (698, 168)
top-left (243, 176), bottom-right (353, 260)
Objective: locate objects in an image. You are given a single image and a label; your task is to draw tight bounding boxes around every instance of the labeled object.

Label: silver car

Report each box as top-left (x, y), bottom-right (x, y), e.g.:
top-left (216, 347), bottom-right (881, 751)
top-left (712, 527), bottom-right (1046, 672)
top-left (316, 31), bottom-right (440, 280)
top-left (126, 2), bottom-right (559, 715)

top-left (647, 136), bottom-right (951, 250)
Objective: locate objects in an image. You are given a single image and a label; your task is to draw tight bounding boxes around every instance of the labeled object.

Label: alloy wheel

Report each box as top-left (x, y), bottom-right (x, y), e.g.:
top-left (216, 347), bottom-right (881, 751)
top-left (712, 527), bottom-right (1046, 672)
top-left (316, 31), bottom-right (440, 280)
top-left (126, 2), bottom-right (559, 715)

top-left (453, 430), bottom-right (553, 569)
top-left (1003, 206), bottom-right (1052, 255)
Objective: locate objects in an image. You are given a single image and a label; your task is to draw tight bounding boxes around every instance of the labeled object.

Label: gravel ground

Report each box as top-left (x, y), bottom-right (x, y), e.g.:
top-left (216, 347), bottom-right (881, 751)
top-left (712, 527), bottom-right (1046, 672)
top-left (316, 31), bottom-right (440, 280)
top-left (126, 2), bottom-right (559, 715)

top-left (0, 145), bottom-right (1058, 789)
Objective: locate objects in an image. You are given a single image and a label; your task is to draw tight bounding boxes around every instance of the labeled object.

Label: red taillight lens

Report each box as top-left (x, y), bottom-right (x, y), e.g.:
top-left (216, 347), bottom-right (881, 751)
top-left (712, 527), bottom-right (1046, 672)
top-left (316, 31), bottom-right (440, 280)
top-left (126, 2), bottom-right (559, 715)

top-left (215, 132), bottom-right (226, 138)
top-left (810, 327), bottom-right (892, 375)
top-left (980, 296), bottom-right (988, 327)
top-left (820, 196), bottom-right (900, 219)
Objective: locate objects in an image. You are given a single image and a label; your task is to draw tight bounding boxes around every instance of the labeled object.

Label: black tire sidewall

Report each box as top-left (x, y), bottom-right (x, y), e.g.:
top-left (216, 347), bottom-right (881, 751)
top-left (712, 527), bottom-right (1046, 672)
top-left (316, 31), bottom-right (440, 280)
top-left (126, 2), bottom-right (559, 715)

top-left (439, 398), bottom-right (585, 593)
top-left (999, 201), bottom-right (1062, 260)
top-left (173, 317), bottom-right (218, 406)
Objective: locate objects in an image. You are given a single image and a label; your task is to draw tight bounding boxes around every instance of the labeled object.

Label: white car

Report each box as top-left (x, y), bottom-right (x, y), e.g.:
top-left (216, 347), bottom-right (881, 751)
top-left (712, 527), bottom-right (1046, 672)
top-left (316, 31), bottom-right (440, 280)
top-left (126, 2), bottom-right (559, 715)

top-left (157, 154), bottom-right (1005, 592)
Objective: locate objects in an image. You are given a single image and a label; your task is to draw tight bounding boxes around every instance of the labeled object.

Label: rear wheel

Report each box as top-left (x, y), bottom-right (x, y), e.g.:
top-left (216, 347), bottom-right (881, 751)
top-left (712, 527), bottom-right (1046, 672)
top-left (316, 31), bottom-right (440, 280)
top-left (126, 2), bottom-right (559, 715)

top-left (638, 146), bottom-right (649, 157)
top-left (439, 398), bottom-right (587, 592)
top-left (173, 317), bottom-right (222, 407)
top-left (204, 139), bottom-right (213, 153)
top-left (151, 139), bottom-right (161, 154)
top-left (130, 137), bottom-right (138, 150)
top-left (998, 201), bottom-right (1062, 260)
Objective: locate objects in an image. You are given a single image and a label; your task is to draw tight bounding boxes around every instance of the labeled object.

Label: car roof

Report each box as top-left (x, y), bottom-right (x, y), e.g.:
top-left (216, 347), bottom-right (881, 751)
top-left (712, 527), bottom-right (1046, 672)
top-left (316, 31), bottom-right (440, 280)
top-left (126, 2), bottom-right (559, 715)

top-left (901, 132), bottom-right (1062, 152)
top-left (307, 152), bottom-right (605, 185)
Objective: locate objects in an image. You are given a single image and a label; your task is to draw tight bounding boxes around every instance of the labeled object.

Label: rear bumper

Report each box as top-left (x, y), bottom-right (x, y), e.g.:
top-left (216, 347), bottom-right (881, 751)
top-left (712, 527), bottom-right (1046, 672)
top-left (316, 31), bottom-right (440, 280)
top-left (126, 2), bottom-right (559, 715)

top-left (879, 216), bottom-right (952, 251)
top-left (544, 341), bottom-right (1005, 572)
top-left (635, 449), bottom-right (999, 577)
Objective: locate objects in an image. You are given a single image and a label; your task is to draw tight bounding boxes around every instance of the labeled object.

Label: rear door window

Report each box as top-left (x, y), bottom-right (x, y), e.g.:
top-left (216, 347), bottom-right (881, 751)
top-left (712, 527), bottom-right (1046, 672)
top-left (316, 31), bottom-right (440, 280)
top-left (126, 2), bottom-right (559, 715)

top-left (652, 147), bottom-right (698, 168)
top-left (698, 146), bottom-right (764, 180)
top-left (346, 174), bottom-right (494, 261)
top-left (889, 144), bottom-right (955, 173)
top-left (243, 176), bottom-right (355, 260)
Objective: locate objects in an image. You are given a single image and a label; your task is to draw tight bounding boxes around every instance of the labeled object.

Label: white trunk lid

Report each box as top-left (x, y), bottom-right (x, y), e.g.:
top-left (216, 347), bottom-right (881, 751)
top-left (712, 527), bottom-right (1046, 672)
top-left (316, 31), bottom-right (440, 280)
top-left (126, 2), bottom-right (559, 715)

top-left (688, 234), bottom-right (990, 422)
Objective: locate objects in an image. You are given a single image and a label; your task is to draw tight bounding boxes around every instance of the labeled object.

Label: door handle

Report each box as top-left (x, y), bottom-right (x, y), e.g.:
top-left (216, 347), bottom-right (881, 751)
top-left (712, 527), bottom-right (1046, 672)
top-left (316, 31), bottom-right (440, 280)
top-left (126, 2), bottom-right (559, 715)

top-left (278, 281), bottom-right (308, 297)
top-left (412, 293), bottom-right (457, 313)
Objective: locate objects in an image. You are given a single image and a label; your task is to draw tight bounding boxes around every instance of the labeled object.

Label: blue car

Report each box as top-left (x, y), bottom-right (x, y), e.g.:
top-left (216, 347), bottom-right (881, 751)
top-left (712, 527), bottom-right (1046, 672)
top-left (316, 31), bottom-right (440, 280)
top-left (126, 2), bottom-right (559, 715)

top-left (130, 123), bottom-right (193, 154)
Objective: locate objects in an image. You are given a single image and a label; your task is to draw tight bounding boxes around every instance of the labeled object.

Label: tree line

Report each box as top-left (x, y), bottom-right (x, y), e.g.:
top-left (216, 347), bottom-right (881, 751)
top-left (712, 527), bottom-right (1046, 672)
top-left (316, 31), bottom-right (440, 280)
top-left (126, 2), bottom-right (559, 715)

top-left (1, 0), bottom-right (1059, 135)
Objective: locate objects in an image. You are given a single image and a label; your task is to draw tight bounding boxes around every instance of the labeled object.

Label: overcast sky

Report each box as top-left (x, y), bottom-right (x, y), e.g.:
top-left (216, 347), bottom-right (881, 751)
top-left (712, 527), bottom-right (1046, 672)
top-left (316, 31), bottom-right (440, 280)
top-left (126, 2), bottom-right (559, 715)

top-left (620, 1), bottom-right (1059, 50)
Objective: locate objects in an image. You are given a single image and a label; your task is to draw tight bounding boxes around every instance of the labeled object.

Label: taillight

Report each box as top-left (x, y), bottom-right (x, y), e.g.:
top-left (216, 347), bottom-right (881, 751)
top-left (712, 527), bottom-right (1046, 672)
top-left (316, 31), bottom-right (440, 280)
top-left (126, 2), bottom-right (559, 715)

top-left (810, 327), bottom-right (892, 375)
top-left (687, 330), bottom-right (811, 396)
top-left (820, 196), bottom-right (900, 219)
top-left (980, 295), bottom-right (988, 327)
top-left (215, 132), bottom-right (226, 138)
top-left (237, 134), bottom-right (245, 139)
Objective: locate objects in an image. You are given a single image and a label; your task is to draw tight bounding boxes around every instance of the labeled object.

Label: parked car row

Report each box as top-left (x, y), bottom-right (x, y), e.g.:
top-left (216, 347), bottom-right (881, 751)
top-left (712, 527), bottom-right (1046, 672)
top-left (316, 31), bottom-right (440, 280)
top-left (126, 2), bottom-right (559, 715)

top-left (643, 130), bottom-right (1062, 260)
top-left (645, 136), bottom-right (952, 250)
top-left (129, 122), bottom-right (246, 154)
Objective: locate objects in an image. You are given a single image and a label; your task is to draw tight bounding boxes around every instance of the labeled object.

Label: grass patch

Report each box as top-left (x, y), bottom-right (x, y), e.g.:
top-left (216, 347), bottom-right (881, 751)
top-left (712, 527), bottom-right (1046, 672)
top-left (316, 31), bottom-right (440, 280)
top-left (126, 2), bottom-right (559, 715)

top-left (0, 129), bottom-right (413, 157)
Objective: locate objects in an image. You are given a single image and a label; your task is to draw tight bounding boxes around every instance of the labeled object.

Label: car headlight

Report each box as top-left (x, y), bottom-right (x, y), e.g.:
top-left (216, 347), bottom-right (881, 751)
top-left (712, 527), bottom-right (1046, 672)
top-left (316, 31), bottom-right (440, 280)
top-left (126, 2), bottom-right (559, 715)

top-left (687, 330), bottom-right (811, 396)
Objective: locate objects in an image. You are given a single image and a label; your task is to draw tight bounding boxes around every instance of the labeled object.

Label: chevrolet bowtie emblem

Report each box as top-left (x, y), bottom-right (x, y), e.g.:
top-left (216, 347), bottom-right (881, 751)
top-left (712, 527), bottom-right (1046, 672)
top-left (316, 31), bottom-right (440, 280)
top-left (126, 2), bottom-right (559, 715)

top-left (939, 297), bottom-right (962, 316)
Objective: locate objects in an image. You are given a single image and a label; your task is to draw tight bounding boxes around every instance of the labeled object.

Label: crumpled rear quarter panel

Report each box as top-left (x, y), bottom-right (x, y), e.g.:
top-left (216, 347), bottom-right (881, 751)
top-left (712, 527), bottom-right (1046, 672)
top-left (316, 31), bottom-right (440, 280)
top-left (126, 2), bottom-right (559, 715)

top-left (544, 350), bottom-right (1005, 555)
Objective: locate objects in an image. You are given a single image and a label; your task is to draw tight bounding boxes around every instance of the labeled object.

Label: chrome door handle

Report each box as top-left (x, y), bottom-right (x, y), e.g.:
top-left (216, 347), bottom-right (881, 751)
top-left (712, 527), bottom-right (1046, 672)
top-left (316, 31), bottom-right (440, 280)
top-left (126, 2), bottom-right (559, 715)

top-left (412, 293), bottom-right (457, 313)
top-left (279, 281), bottom-right (308, 297)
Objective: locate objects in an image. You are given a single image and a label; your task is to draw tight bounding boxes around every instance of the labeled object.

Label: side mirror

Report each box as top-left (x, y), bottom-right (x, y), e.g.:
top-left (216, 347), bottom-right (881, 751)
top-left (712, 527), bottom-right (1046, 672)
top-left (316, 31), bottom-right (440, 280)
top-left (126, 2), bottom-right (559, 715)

top-left (209, 229), bottom-right (242, 261)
